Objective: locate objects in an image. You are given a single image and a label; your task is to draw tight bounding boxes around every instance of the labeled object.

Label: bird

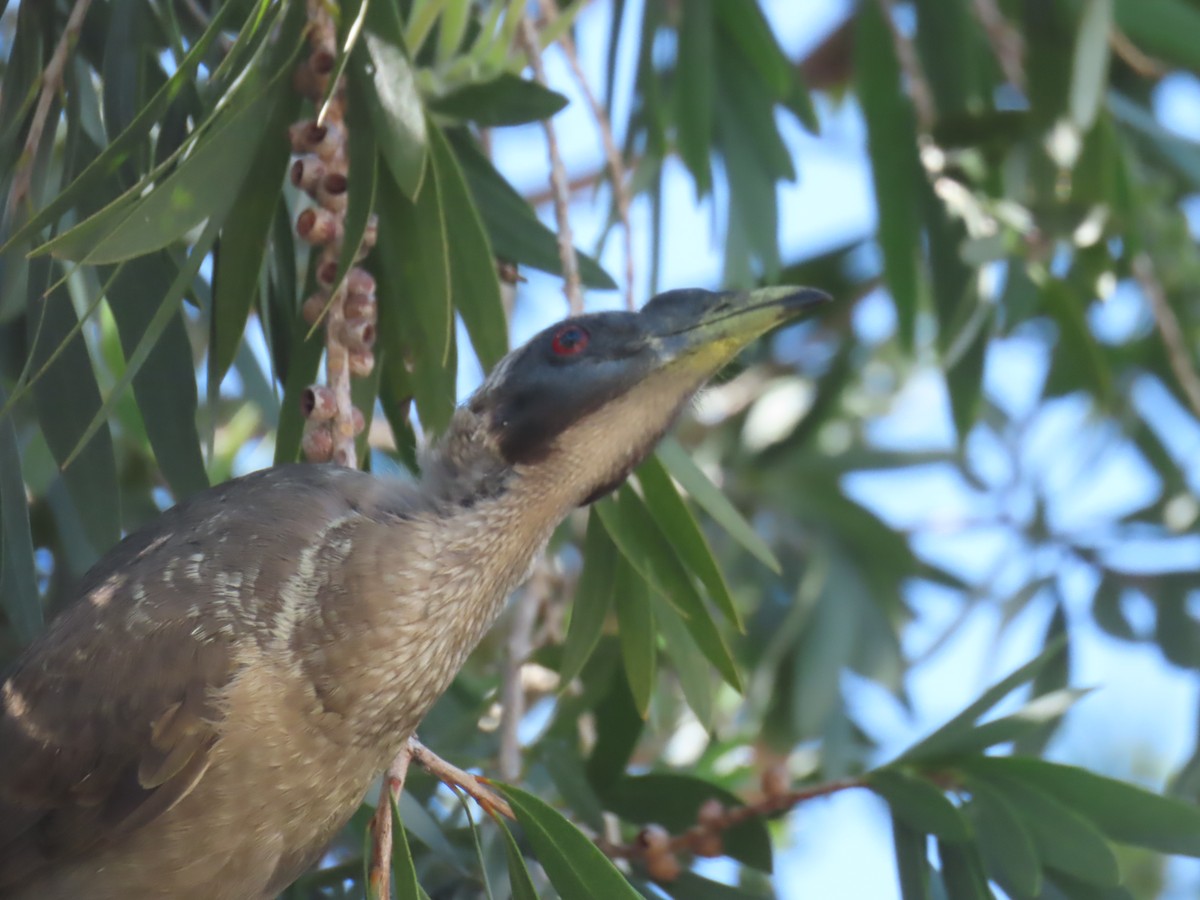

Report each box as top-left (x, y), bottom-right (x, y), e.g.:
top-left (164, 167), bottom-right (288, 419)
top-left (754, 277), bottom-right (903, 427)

top-left (0, 285), bottom-right (828, 899)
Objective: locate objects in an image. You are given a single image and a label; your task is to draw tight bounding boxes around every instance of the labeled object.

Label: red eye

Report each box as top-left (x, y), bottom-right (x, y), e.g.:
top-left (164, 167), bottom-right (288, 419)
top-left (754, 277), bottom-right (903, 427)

top-left (551, 325), bottom-right (589, 356)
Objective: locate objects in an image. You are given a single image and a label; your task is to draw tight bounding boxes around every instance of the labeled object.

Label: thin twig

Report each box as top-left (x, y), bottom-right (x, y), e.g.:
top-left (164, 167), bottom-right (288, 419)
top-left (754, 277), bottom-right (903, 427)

top-left (499, 562), bottom-right (550, 781)
top-left (597, 777), bottom-right (865, 863)
top-left (971, 0), bottom-right (1026, 92)
top-left (518, 15), bottom-right (584, 315)
top-left (1109, 28), bottom-right (1167, 79)
top-left (1133, 252), bottom-right (1200, 420)
top-left (876, 0), bottom-right (936, 134)
top-left (409, 736), bottom-right (515, 819)
top-left (5, 0), bottom-right (95, 224)
top-left (538, 0), bottom-right (635, 311)
top-left (367, 747), bottom-right (414, 899)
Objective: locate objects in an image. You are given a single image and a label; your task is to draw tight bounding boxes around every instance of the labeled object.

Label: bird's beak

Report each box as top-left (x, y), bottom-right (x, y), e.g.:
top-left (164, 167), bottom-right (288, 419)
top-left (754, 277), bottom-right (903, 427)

top-left (652, 285), bottom-right (831, 374)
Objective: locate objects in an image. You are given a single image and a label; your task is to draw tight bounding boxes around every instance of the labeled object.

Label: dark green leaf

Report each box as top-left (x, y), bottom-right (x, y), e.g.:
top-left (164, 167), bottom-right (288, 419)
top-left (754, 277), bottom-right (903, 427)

top-left (635, 454), bottom-right (741, 629)
top-left (388, 791), bottom-right (423, 900)
top-left (855, 0), bottom-right (922, 350)
top-left (0, 385), bottom-right (42, 643)
top-left (650, 592), bottom-right (716, 727)
top-left (373, 150), bottom-right (455, 435)
top-left (674, 0), bottom-right (714, 195)
top-left (427, 123), bottom-right (507, 371)
top-left (362, 1), bottom-right (428, 198)
top-left (1112, 0), bottom-right (1200, 71)
top-left (968, 780), bottom-right (1041, 898)
top-left (587, 669), bottom-right (644, 793)
top-left (663, 871), bottom-right (772, 899)
top-left (963, 765), bottom-right (1121, 887)
top-left (560, 511), bottom-right (618, 686)
top-left (614, 557), bottom-right (656, 717)
top-left (447, 129), bottom-right (618, 290)
top-left (494, 815), bottom-right (539, 900)
top-left (106, 255), bottom-right (208, 499)
top-left (595, 487), bottom-right (742, 690)
top-left (868, 770), bottom-right (970, 842)
top-left (899, 639), bottom-right (1067, 763)
top-left (656, 438), bottom-right (780, 574)
top-left (39, 19), bottom-right (304, 264)
top-left (937, 839), bottom-right (991, 900)
top-left (969, 756), bottom-right (1200, 857)
top-left (606, 773), bottom-right (773, 872)
top-left (209, 88), bottom-right (298, 392)
top-left (538, 739), bottom-right (607, 833)
top-left (891, 813), bottom-right (932, 900)
top-left (498, 783), bottom-right (643, 900)
top-left (274, 316), bottom-right (325, 465)
top-left (336, 63), bottom-right (381, 297)
top-left (0, 0), bottom-right (243, 252)
top-left (61, 221), bottom-right (220, 472)
top-left (430, 73), bottom-right (569, 126)
top-left (26, 259), bottom-right (119, 559)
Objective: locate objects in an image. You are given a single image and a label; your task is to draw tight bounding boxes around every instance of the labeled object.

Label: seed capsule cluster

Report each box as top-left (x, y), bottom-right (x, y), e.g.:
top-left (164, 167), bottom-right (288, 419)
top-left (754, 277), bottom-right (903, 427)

top-left (290, 5), bottom-right (377, 465)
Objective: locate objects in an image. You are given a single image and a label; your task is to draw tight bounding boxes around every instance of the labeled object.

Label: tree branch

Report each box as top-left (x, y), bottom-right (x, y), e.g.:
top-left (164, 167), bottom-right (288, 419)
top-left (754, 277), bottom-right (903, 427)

top-left (5, 0), bottom-right (95, 225)
top-left (1133, 252), bottom-right (1200, 420)
top-left (519, 15), bottom-right (585, 315)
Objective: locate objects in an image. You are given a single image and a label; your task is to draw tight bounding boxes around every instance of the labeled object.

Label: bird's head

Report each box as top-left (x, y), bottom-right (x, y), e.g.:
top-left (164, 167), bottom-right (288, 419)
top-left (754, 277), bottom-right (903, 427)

top-left (448, 285), bottom-right (829, 508)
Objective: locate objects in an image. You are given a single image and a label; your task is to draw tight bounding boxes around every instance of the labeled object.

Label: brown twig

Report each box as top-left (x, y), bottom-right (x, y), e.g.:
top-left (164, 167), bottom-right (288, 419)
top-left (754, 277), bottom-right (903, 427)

top-left (367, 747), bottom-right (414, 898)
top-left (876, 0), bottom-right (936, 134)
top-left (538, 0), bottom-right (635, 310)
top-left (518, 15), bottom-right (584, 315)
top-left (5, 0), bottom-right (95, 224)
top-left (971, 0), bottom-right (1026, 92)
top-left (1109, 28), bottom-right (1167, 79)
top-left (409, 736), bottom-right (515, 820)
top-left (597, 776), bottom-right (865, 879)
top-left (1133, 252), bottom-right (1200, 420)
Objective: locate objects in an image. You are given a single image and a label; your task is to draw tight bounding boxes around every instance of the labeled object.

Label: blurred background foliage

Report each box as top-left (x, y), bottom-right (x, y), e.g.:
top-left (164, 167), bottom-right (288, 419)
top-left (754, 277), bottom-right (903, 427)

top-left (4, 0), bottom-right (1200, 897)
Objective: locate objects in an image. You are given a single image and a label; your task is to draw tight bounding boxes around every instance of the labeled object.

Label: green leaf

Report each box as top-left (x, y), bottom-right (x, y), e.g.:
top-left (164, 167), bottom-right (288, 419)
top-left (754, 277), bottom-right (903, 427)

top-left (274, 316), bottom-right (326, 465)
top-left (362, 1), bottom-right (428, 198)
top-left (898, 639), bottom-right (1067, 763)
top-left (539, 739), bottom-right (607, 833)
top-left (560, 511), bottom-right (618, 686)
top-left (650, 592), bottom-right (716, 726)
top-left (936, 839), bottom-right (991, 900)
top-left (388, 792), bottom-right (423, 900)
top-left (674, 0), bottom-right (714, 195)
top-left (606, 773), bottom-right (773, 872)
top-left (969, 756), bottom-right (1200, 857)
top-left (663, 871), bottom-right (772, 899)
top-left (494, 816), bottom-right (539, 900)
top-left (106, 255), bottom-right (208, 499)
top-left (498, 783), bottom-right (643, 900)
top-left (1070, 0), bottom-right (1113, 131)
top-left (656, 438), bottom-right (780, 574)
top-left (595, 487), bottom-right (742, 690)
top-left (26, 259), bottom-right (120, 559)
top-left (38, 20), bottom-right (304, 264)
top-left (447, 129), bottom-right (618, 290)
top-left (0, 0), bottom-right (241, 252)
top-left (636, 453), bottom-right (741, 630)
top-left (61, 221), bottom-right (220, 473)
top-left (891, 814), bottom-right (932, 900)
top-left (336, 64), bottom-right (381, 297)
top-left (713, 0), bottom-right (792, 99)
top-left (963, 765), bottom-right (1121, 887)
top-left (1112, 0), bottom-right (1200, 71)
top-left (586, 669), bottom-right (644, 793)
top-left (209, 89), bottom-right (299, 392)
top-left (614, 557), bottom-right (656, 718)
top-left (1043, 279), bottom-right (1112, 404)
top-left (0, 386), bottom-right (42, 643)
top-left (968, 780), bottom-right (1042, 898)
top-left (427, 123), bottom-right (508, 371)
top-left (373, 149), bottom-right (455, 435)
top-left (854, 0), bottom-right (922, 350)
top-left (868, 770), bottom-right (970, 842)
top-left (431, 73), bottom-right (569, 126)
